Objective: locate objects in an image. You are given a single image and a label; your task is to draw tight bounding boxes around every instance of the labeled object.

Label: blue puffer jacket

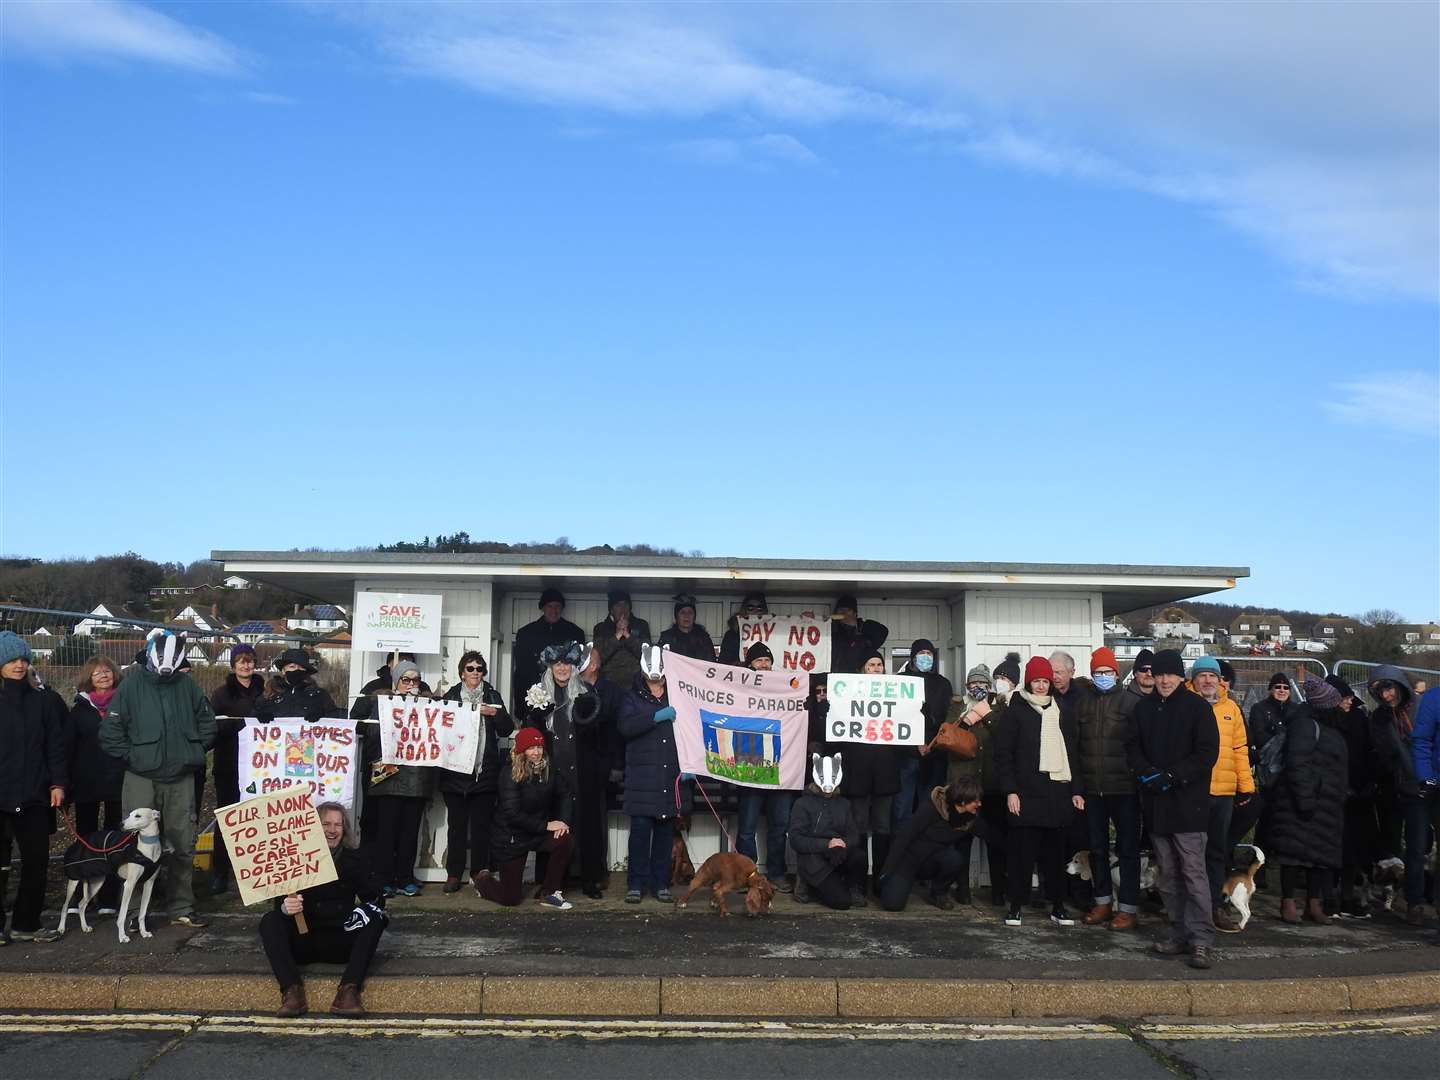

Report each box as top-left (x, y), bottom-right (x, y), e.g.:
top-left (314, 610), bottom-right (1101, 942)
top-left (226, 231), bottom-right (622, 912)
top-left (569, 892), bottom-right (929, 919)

top-left (1413, 686), bottom-right (1439, 786)
top-left (617, 676), bottom-right (684, 820)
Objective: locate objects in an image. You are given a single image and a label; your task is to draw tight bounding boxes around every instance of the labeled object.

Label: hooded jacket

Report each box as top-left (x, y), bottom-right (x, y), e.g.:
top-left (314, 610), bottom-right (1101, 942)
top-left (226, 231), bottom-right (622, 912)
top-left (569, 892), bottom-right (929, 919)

top-left (1366, 666), bottom-right (1419, 797)
top-left (435, 681), bottom-right (515, 797)
top-left (100, 668), bottom-right (216, 784)
top-left (0, 676), bottom-right (68, 812)
top-left (66, 692), bottom-right (126, 805)
top-left (899, 639), bottom-right (953, 760)
top-left (1201, 687), bottom-right (1255, 797)
top-left (1269, 705), bottom-right (1348, 869)
top-left (788, 784), bottom-right (862, 884)
top-left (1076, 679), bottom-right (1138, 795)
top-left (1125, 684), bottom-right (1219, 836)
top-left (617, 675), bottom-right (683, 819)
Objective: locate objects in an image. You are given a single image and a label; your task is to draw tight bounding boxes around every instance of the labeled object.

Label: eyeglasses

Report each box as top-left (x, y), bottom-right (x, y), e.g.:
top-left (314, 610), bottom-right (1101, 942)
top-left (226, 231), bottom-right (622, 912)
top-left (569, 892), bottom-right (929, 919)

top-left (1273, 686), bottom-right (1290, 692)
top-left (463, 665), bottom-right (485, 673)
top-left (1134, 666), bottom-right (1153, 674)
top-left (397, 675), bottom-right (420, 684)
top-left (1093, 669), bottom-right (1117, 677)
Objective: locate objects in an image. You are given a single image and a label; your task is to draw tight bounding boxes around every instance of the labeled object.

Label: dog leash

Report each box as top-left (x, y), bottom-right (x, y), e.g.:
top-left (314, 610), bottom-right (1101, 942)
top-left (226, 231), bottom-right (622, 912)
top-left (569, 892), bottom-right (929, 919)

top-left (59, 808), bottom-right (137, 856)
top-left (679, 775), bottom-right (735, 849)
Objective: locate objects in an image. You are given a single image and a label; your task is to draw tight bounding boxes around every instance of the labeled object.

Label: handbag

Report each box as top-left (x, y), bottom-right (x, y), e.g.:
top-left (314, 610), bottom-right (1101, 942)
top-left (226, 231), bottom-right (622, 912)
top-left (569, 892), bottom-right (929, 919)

top-left (933, 720), bottom-right (979, 760)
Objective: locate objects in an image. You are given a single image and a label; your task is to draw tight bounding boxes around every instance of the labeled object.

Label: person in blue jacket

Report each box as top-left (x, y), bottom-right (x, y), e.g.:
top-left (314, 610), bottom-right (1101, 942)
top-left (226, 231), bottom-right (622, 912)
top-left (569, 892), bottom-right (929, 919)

top-left (617, 644), bottom-right (685, 904)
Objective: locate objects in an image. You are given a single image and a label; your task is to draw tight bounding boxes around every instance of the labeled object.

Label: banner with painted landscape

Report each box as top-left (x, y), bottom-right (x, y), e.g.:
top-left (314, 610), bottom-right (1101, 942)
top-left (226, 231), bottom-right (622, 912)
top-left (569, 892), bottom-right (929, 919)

top-left (664, 650), bottom-right (808, 790)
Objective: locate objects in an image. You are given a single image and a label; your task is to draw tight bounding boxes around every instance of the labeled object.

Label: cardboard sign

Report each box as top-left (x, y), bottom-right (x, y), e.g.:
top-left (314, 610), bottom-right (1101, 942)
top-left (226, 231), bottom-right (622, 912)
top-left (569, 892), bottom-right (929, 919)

top-left (825, 673), bottom-right (926, 746)
top-left (240, 719), bottom-right (358, 809)
top-left (737, 615), bottom-right (831, 673)
top-left (353, 591), bottom-right (443, 653)
top-left (378, 695), bottom-right (481, 773)
top-left (666, 650), bottom-right (808, 790)
top-left (216, 789), bottom-right (337, 906)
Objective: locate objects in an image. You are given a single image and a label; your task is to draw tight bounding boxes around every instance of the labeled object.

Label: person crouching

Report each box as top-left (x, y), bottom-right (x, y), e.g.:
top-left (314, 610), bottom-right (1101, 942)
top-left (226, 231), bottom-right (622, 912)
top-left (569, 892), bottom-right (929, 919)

top-left (878, 778), bottom-right (998, 911)
top-left (789, 751), bottom-right (867, 908)
top-left (475, 726), bottom-right (576, 910)
top-left (259, 802), bottom-right (386, 1018)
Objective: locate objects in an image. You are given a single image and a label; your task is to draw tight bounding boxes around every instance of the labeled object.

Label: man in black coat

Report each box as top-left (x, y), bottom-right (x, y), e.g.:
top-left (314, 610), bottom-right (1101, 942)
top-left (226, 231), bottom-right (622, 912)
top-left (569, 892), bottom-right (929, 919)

top-left (829, 594), bottom-right (889, 674)
top-left (511, 589), bottom-right (585, 714)
top-left (658, 595), bottom-right (717, 661)
top-left (1125, 649), bottom-right (1219, 968)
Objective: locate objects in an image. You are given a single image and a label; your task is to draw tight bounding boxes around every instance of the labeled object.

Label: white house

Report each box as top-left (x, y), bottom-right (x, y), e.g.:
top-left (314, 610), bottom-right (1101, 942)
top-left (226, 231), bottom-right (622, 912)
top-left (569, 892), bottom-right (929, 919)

top-left (224, 575), bottom-right (254, 590)
top-left (73, 603), bottom-right (140, 636)
top-left (230, 619), bottom-right (286, 645)
top-left (215, 548), bottom-right (1246, 881)
top-left (286, 604), bottom-right (348, 634)
top-left (171, 605), bottom-right (219, 633)
top-left (1149, 607), bottom-right (1201, 641)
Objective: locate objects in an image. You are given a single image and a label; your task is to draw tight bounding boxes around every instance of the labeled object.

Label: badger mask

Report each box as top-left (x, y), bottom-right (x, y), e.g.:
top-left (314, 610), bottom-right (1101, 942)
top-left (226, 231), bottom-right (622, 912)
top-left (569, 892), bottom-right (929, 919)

top-left (640, 643), bottom-right (669, 681)
top-left (145, 629), bottom-right (187, 677)
top-left (812, 752), bottom-right (843, 795)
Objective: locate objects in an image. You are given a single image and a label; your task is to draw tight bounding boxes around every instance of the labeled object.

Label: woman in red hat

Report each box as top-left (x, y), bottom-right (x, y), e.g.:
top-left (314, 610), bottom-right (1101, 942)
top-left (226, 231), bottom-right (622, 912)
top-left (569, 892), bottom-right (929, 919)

top-left (474, 726), bottom-right (575, 910)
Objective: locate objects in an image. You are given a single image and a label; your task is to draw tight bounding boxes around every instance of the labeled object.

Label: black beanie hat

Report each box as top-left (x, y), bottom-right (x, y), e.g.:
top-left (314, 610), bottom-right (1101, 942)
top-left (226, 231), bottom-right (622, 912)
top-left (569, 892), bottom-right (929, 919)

top-left (835, 594), bottom-right (859, 613)
top-left (607, 589), bottom-right (632, 608)
top-left (1218, 660), bottom-right (1237, 684)
top-left (674, 594), bottom-right (697, 618)
top-left (538, 588), bottom-right (565, 609)
top-left (1132, 648), bottom-right (1155, 672)
top-left (993, 651), bottom-right (1022, 685)
top-left (1268, 671), bottom-right (1290, 689)
top-left (908, 639), bottom-right (936, 670)
top-left (1152, 649), bottom-right (1185, 678)
top-left (1325, 673), bottom-right (1356, 700)
top-left (745, 642), bottom-right (774, 667)
top-left (858, 647), bottom-right (886, 671)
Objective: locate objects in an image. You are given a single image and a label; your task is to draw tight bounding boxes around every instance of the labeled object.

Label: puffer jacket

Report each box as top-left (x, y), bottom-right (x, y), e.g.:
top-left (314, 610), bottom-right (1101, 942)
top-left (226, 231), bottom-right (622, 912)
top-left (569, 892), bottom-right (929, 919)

top-left (435, 681), bottom-right (514, 796)
top-left (1413, 688), bottom-right (1439, 785)
top-left (490, 763), bottom-right (574, 864)
top-left (1203, 688), bottom-right (1255, 797)
top-left (0, 676), bottom-right (68, 812)
top-left (1269, 706), bottom-right (1348, 869)
top-left (1076, 683), bottom-right (1137, 794)
top-left (617, 676), bottom-right (684, 819)
top-left (100, 668), bottom-right (216, 783)
top-left (1366, 666), bottom-right (1419, 798)
top-left (787, 785), bottom-right (861, 884)
top-left (359, 693), bottom-right (436, 800)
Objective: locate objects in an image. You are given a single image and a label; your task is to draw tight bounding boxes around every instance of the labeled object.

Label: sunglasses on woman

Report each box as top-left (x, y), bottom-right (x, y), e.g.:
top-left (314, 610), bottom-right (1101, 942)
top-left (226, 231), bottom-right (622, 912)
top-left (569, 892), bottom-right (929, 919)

top-left (463, 665), bottom-right (485, 673)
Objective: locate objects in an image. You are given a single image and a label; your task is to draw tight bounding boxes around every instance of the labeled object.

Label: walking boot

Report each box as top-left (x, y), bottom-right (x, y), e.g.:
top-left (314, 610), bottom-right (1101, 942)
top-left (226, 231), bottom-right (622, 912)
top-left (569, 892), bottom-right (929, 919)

top-left (330, 983), bottom-right (365, 1017)
top-left (1304, 898), bottom-right (1328, 924)
top-left (1083, 902), bottom-right (1113, 926)
top-left (277, 984), bottom-right (307, 1018)
top-left (442, 876), bottom-right (463, 894)
top-left (1109, 911), bottom-right (1138, 931)
top-left (953, 879), bottom-right (972, 906)
top-left (1281, 898), bottom-right (1302, 924)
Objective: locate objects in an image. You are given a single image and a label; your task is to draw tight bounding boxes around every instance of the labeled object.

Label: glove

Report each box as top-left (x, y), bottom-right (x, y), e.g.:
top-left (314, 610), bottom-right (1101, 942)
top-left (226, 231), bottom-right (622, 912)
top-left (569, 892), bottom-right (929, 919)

top-left (653, 706), bottom-right (676, 724)
top-left (1235, 793), bottom-right (1252, 808)
top-left (1158, 770), bottom-right (1177, 792)
top-left (1138, 772), bottom-right (1163, 791)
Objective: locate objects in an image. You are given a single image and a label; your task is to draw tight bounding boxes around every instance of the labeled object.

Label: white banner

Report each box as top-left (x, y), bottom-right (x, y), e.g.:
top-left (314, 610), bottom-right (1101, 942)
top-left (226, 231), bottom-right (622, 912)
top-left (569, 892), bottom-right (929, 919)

top-left (824, 673), bottom-right (926, 746)
top-left (352, 591), bottom-right (443, 654)
top-left (377, 695), bottom-right (482, 773)
top-left (736, 614), bottom-right (831, 673)
top-left (239, 718), bottom-right (359, 809)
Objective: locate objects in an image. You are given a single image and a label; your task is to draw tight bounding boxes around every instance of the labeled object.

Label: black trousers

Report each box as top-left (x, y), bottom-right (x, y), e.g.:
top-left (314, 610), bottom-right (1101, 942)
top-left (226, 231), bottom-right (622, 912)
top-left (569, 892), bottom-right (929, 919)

top-left (979, 796), bottom-right (1009, 900)
top-left (1007, 825), bottom-right (1065, 911)
top-left (74, 799), bottom-right (123, 908)
top-left (442, 791), bottom-right (496, 878)
top-left (879, 847), bottom-right (965, 912)
top-left (0, 806), bottom-right (50, 933)
top-left (806, 848), bottom-right (869, 909)
top-left (259, 909), bottom-right (384, 989)
top-left (370, 796), bottom-right (425, 887)
top-left (1228, 790), bottom-right (1264, 848)
top-left (208, 778), bottom-right (240, 887)
top-left (576, 757), bottom-right (610, 885)
top-left (1281, 865), bottom-right (1333, 903)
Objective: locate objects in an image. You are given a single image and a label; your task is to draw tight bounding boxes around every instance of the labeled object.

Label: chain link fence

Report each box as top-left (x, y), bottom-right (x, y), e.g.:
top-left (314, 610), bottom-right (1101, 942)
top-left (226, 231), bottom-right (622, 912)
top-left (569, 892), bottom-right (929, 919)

top-left (0, 603), bottom-right (351, 705)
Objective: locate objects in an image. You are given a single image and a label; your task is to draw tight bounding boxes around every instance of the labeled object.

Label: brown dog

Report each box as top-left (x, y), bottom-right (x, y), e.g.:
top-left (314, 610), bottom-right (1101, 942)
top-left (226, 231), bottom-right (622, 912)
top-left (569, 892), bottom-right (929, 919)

top-left (670, 815), bottom-right (696, 886)
top-left (674, 852), bottom-right (775, 918)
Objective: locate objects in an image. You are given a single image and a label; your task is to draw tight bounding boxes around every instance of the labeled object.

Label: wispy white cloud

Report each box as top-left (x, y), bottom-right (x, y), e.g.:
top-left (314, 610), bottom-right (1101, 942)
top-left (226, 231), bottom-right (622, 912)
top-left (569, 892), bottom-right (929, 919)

top-left (675, 131), bottom-right (820, 168)
top-left (2, 0), bottom-right (244, 75)
top-left (1324, 372), bottom-right (1440, 438)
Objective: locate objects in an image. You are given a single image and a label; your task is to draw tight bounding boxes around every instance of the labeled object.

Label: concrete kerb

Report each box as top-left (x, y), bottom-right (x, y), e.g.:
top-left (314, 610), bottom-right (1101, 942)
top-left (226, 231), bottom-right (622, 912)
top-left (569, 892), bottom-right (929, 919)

top-left (3, 972), bottom-right (1437, 1019)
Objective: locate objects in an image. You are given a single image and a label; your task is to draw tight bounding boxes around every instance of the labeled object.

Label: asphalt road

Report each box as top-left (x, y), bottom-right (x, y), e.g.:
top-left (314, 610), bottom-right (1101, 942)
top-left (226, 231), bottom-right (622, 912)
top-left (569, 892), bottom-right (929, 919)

top-left (1, 1012), bottom-right (1437, 1080)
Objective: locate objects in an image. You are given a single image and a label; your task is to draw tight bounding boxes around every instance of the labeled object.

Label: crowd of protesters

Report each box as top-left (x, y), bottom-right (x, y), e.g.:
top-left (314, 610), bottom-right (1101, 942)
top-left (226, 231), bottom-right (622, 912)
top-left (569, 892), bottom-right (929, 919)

top-left (1, 588), bottom-right (1437, 1009)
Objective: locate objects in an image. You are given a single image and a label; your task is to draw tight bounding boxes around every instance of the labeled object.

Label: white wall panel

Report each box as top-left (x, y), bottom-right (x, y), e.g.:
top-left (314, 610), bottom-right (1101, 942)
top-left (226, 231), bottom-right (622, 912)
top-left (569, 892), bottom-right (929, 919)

top-left (962, 590), bottom-right (1102, 676)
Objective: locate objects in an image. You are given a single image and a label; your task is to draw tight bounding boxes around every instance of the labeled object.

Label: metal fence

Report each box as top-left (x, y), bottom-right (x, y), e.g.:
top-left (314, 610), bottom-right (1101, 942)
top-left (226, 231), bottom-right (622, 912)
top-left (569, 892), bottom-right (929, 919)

top-left (1331, 659), bottom-right (1440, 709)
top-left (1210, 655), bottom-right (1328, 710)
top-left (0, 603), bottom-right (351, 705)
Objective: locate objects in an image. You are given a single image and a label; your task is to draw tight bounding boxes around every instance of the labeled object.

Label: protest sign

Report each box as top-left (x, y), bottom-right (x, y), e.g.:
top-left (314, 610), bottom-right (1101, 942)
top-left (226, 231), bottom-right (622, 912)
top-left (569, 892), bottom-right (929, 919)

top-left (737, 614), bottom-right (831, 673)
top-left (353, 591), bottom-right (443, 654)
top-left (240, 718), bottom-right (358, 809)
top-left (216, 789), bottom-right (337, 908)
top-left (377, 695), bottom-right (482, 773)
top-left (825, 673), bottom-right (926, 746)
top-left (665, 650), bottom-right (808, 790)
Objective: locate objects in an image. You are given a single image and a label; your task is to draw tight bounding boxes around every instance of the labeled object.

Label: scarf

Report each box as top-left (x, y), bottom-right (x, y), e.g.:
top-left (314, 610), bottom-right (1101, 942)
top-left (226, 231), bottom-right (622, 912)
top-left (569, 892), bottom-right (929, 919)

top-left (86, 688), bottom-right (117, 713)
top-left (460, 683), bottom-right (488, 776)
top-left (1022, 689), bottom-right (1071, 783)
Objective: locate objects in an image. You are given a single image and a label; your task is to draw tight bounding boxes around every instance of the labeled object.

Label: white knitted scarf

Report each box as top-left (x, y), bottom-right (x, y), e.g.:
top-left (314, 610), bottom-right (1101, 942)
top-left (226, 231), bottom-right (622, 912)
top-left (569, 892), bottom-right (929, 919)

top-left (1022, 689), bottom-right (1071, 783)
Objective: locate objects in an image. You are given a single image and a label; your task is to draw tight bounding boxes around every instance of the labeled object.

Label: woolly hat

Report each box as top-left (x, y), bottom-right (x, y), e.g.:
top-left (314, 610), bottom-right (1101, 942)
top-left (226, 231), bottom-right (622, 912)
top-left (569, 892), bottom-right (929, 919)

top-left (858, 647), bottom-right (886, 671)
top-left (1303, 674), bottom-right (1342, 710)
top-left (1152, 650), bottom-right (1186, 678)
top-left (1090, 646), bottom-right (1119, 674)
top-left (739, 591), bottom-right (767, 612)
top-left (1189, 656), bottom-right (1221, 679)
top-left (673, 595), bottom-right (697, 617)
top-left (745, 642), bottom-right (774, 667)
top-left (391, 658), bottom-right (421, 685)
top-left (1218, 660), bottom-right (1237, 685)
top-left (965, 662), bottom-right (993, 687)
top-left (513, 726), bottom-right (546, 754)
top-left (607, 589), bottom-right (632, 608)
top-left (1325, 673), bottom-right (1357, 701)
top-left (1132, 648), bottom-right (1155, 673)
top-left (0, 630), bottom-right (31, 667)
top-left (1024, 655), bottom-right (1054, 687)
top-left (229, 643), bottom-right (256, 667)
top-left (538, 588), bottom-right (566, 609)
top-left (835, 594), bottom-right (859, 614)
top-left (993, 652), bottom-right (1022, 685)
top-left (908, 639), bottom-right (936, 668)
top-left (1268, 671), bottom-right (1291, 690)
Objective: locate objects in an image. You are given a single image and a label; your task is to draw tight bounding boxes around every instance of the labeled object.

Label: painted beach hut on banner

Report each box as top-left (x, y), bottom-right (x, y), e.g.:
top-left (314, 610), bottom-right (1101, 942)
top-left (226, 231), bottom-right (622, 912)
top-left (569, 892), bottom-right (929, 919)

top-left (213, 549), bottom-right (1246, 881)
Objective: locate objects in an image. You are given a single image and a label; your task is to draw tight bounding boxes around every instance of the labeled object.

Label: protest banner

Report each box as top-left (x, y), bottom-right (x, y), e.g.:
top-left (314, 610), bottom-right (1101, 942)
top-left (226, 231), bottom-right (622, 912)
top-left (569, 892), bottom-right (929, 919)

top-left (216, 789), bottom-right (337, 911)
top-left (240, 718), bottom-right (358, 809)
top-left (353, 591), bottom-right (443, 654)
top-left (737, 614), bottom-right (831, 673)
top-left (665, 650), bottom-right (808, 790)
top-left (825, 672), bottom-right (926, 746)
top-left (377, 695), bottom-right (482, 773)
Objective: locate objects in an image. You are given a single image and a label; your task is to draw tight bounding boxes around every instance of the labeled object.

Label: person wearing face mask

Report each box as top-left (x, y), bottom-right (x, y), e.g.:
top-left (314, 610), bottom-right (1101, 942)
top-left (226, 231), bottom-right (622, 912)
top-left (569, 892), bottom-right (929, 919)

top-left (437, 652), bottom-right (513, 894)
top-left (944, 663), bottom-right (1007, 906)
top-left (99, 630), bottom-right (216, 928)
top-left (1268, 676), bottom-right (1348, 925)
top-left (895, 640), bottom-right (954, 833)
top-left (0, 632), bottom-right (68, 943)
top-left (991, 652), bottom-right (1022, 701)
top-left (207, 644), bottom-right (266, 895)
top-left (1188, 656), bottom-right (1254, 933)
top-left (659, 596), bottom-right (717, 661)
top-left (1077, 647), bottom-right (1143, 930)
top-left (254, 648), bottom-right (341, 724)
top-left (359, 659), bottom-right (436, 896)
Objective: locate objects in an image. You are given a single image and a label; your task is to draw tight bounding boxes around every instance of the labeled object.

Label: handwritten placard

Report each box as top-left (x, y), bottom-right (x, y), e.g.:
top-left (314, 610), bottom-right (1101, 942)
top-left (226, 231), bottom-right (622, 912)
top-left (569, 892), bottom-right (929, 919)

top-left (216, 789), bottom-right (338, 906)
top-left (377, 695), bottom-right (481, 773)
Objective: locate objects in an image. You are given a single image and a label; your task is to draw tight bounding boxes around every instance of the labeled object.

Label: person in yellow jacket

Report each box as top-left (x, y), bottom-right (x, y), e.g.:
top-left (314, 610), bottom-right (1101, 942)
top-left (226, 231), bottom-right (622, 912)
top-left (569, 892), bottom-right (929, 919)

top-left (1189, 656), bottom-right (1255, 933)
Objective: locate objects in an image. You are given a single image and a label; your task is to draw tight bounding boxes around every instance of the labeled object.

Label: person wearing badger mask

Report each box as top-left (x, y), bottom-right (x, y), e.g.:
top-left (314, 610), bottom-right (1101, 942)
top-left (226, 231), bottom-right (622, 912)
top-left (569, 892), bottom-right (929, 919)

top-left (100, 630), bottom-right (216, 927)
top-left (618, 645), bottom-right (685, 903)
top-left (789, 752), bottom-right (867, 909)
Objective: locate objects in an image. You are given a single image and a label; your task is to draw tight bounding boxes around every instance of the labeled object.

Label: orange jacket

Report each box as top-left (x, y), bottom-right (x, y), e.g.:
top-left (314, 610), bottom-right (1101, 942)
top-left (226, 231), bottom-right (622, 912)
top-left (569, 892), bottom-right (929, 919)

top-left (1204, 688), bottom-right (1255, 796)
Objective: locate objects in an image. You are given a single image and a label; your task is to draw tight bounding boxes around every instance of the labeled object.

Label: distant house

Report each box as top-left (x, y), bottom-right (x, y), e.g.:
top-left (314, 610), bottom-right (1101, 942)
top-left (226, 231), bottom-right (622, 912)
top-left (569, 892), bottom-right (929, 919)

top-left (314, 630), bottom-right (351, 664)
top-left (224, 576), bottom-right (254, 590)
top-left (1109, 637), bottom-right (1157, 662)
top-left (231, 620), bottom-right (286, 645)
top-left (1402, 623), bottom-right (1440, 654)
top-left (1228, 612), bottom-right (1292, 645)
top-left (287, 604), bottom-right (348, 634)
top-left (73, 603), bottom-right (143, 636)
top-left (149, 585), bottom-right (192, 599)
top-left (1103, 618), bottom-right (1132, 637)
top-left (1312, 617), bottom-right (1360, 644)
top-left (171, 605), bottom-right (220, 633)
top-left (1149, 606), bottom-right (1201, 641)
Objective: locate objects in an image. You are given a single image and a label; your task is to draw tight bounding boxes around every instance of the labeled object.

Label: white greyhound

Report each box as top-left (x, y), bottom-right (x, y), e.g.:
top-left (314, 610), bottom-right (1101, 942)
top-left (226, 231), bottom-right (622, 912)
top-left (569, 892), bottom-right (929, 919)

top-left (49, 807), bottom-right (164, 943)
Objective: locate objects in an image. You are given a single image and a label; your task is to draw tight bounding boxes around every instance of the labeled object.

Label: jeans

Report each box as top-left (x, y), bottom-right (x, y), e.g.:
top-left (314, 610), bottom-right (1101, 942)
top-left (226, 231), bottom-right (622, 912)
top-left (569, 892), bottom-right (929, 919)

top-left (1153, 831), bottom-right (1214, 948)
top-left (442, 791), bottom-right (496, 878)
top-left (1205, 795), bottom-right (1235, 908)
top-left (1085, 793), bottom-right (1141, 912)
top-left (1401, 794), bottom-right (1440, 906)
top-left (627, 815), bottom-right (674, 893)
top-left (736, 790), bottom-right (794, 880)
top-left (122, 771), bottom-right (196, 918)
top-left (892, 756), bottom-right (921, 831)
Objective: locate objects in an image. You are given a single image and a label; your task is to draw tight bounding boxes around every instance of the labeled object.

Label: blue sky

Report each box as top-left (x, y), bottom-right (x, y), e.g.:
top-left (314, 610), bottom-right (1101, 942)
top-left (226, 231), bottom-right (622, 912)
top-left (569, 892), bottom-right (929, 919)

top-left (2, 1), bottom-right (1437, 620)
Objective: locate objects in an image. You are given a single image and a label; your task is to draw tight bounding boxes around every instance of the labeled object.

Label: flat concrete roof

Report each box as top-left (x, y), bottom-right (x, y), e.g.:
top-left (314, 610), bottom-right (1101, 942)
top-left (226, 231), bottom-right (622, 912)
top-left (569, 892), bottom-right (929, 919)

top-left (214, 550), bottom-right (1247, 615)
